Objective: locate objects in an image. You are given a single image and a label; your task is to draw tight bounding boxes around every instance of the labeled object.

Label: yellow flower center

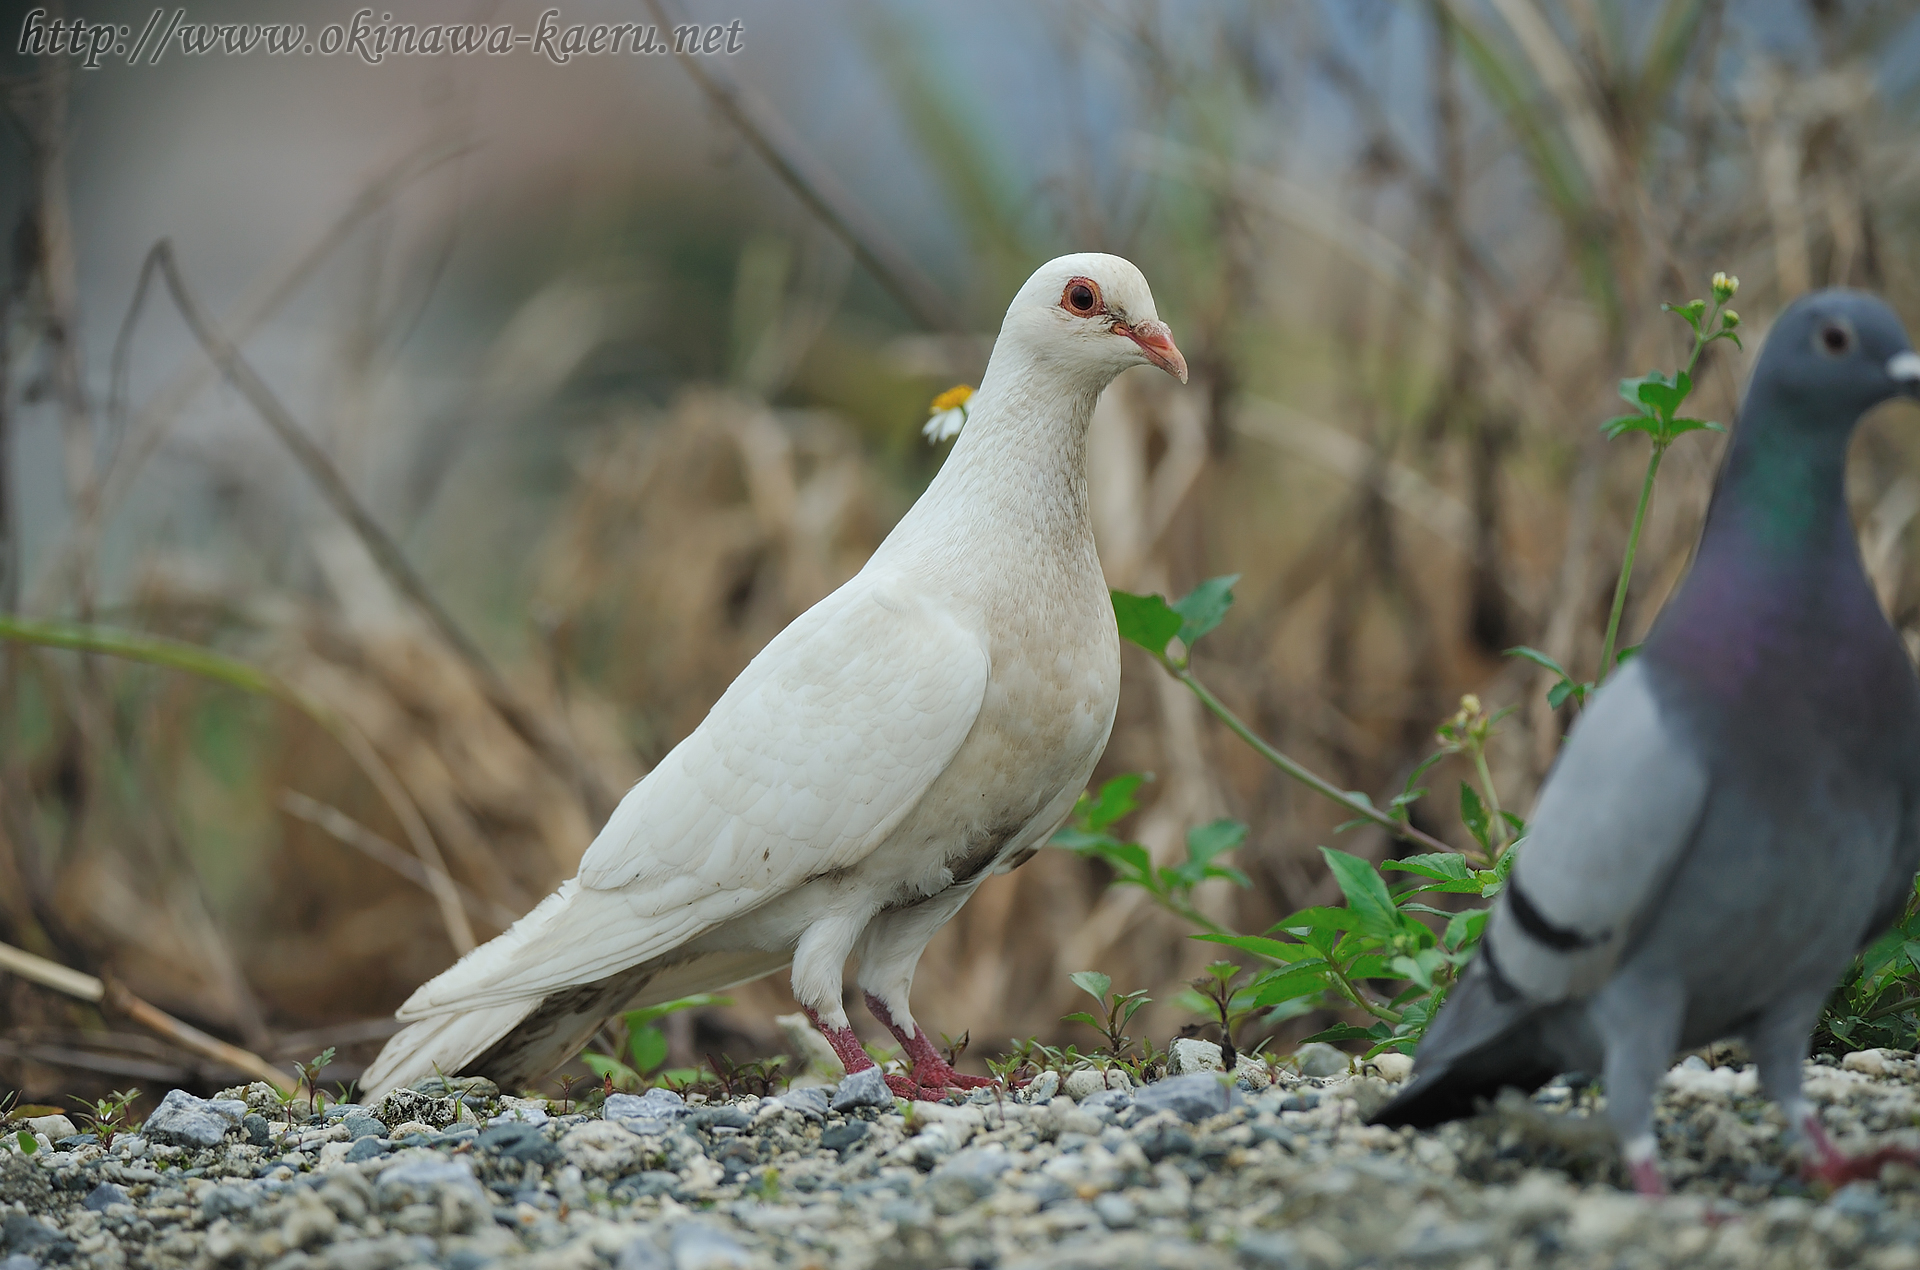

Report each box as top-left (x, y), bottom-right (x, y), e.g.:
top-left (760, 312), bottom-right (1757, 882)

top-left (929, 384), bottom-right (975, 414)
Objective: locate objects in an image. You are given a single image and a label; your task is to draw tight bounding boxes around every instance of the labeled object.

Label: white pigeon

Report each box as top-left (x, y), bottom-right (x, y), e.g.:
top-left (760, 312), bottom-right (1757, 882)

top-left (362, 254), bottom-right (1188, 1098)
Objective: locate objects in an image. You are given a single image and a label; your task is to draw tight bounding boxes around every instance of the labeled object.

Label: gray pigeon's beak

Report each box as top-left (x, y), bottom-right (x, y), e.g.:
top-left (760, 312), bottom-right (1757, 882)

top-left (1120, 319), bottom-right (1189, 384)
top-left (1892, 351), bottom-right (1920, 400)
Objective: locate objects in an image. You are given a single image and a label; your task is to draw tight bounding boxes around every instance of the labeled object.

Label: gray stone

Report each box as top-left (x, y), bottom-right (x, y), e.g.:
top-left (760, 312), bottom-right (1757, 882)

top-left (201, 1184), bottom-right (259, 1220)
top-left (345, 1137), bottom-right (390, 1164)
top-left (820, 1121), bottom-right (868, 1153)
top-left (1080, 1089), bottom-right (1133, 1122)
top-left (374, 1088), bottom-right (458, 1130)
top-left (606, 1089), bottom-right (691, 1126)
top-left (670, 1222), bottom-right (753, 1269)
top-left (1133, 1074), bottom-right (1239, 1124)
top-left (409, 1075), bottom-right (498, 1100)
top-left (1021, 1071), bottom-right (1061, 1104)
top-left (243, 1113), bottom-right (272, 1147)
top-left (0, 1215), bottom-right (68, 1261)
top-left (374, 1157), bottom-right (483, 1209)
top-left (1092, 1192), bottom-right (1137, 1228)
top-left (82, 1182), bottom-right (129, 1212)
top-left (831, 1066), bottom-right (892, 1112)
top-left (343, 1115), bottom-right (383, 1140)
top-left (1238, 1229), bottom-right (1308, 1269)
top-left (1831, 1182), bottom-right (1888, 1220)
top-left (929, 1145), bottom-right (1012, 1213)
top-left (1167, 1038), bottom-right (1225, 1075)
top-left (611, 1172), bottom-right (681, 1201)
top-left (142, 1088), bottom-right (247, 1148)
top-left (1, 1255), bottom-right (35, 1270)
top-left (776, 1088), bottom-right (830, 1120)
top-left (1291, 1043), bottom-right (1350, 1078)
top-left (616, 1236), bottom-right (671, 1270)
top-left (689, 1105), bottom-right (752, 1131)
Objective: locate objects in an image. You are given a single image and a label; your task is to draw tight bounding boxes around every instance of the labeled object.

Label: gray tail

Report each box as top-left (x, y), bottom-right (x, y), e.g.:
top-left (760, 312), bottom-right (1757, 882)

top-left (1369, 953), bottom-right (1568, 1128)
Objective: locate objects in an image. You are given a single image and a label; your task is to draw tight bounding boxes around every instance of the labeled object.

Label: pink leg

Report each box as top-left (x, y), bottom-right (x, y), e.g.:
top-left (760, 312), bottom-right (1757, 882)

top-left (1628, 1157), bottom-right (1668, 1197)
top-left (863, 992), bottom-right (996, 1095)
top-left (1799, 1108), bottom-right (1920, 1187)
top-left (802, 1005), bottom-right (923, 1099)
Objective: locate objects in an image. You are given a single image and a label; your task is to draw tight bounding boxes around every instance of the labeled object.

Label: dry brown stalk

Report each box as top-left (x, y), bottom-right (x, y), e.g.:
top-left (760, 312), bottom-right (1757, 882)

top-left (0, 940), bottom-right (294, 1095)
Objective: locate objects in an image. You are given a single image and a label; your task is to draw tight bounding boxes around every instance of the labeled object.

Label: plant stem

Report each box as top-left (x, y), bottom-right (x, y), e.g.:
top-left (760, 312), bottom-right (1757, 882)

top-left (1327, 962), bottom-right (1401, 1025)
top-left (1170, 663), bottom-right (1454, 855)
top-left (1469, 745), bottom-right (1507, 856)
top-left (1596, 441), bottom-right (1666, 682)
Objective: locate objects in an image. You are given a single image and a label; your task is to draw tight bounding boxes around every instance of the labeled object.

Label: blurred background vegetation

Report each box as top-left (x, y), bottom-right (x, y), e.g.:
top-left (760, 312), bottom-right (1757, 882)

top-left (2, 0), bottom-right (1920, 1107)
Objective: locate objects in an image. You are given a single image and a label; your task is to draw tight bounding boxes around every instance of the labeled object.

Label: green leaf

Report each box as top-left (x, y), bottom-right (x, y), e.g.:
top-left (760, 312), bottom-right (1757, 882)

top-left (1298, 1022), bottom-right (1386, 1046)
top-left (1060, 1011), bottom-right (1104, 1030)
top-left (625, 994), bottom-right (731, 1027)
top-left (1247, 964), bottom-right (1334, 1007)
top-left (1196, 932), bottom-right (1310, 962)
top-left (1503, 645), bottom-right (1569, 678)
top-left (15, 1131), bottom-right (36, 1155)
top-left (1171, 575), bottom-right (1240, 649)
top-left (582, 1052), bottom-right (641, 1088)
top-left (1661, 298), bottom-right (1707, 330)
top-left (1319, 847), bottom-right (1402, 941)
top-left (1614, 643), bottom-right (1643, 665)
top-left (1110, 590), bottom-right (1183, 656)
top-left (1381, 853), bottom-right (1474, 884)
top-left (1069, 971), bottom-right (1112, 1003)
top-left (1444, 908), bottom-right (1489, 951)
top-left (1186, 819), bottom-right (1247, 866)
top-left (1270, 906), bottom-right (1358, 936)
top-left (630, 1025), bottom-right (670, 1075)
top-left (1602, 413), bottom-right (1659, 441)
top-left (1667, 417), bottom-right (1725, 436)
top-left (1050, 827), bottom-right (1119, 852)
top-left (1634, 369), bottom-right (1691, 421)
top-left (1085, 773), bottom-right (1148, 832)
top-left (1459, 783), bottom-right (1491, 852)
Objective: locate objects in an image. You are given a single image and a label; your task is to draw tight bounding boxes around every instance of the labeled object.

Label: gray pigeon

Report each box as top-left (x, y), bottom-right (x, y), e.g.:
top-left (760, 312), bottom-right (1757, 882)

top-left (1371, 291), bottom-right (1920, 1193)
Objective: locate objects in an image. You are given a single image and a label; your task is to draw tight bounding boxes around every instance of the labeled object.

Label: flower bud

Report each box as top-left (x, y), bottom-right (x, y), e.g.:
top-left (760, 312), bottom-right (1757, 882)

top-left (1711, 272), bottom-right (1738, 302)
top-left (1721, 309), bottom-right (1739, 329)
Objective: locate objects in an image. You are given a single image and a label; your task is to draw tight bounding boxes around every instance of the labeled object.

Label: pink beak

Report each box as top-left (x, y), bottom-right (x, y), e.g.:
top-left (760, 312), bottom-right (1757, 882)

top-left (1122, 319), bottom-right (1189, 383)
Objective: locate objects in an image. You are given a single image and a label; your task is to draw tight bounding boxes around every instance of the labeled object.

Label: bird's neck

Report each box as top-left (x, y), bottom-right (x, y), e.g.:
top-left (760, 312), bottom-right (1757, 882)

top-left (1649, 398), bottom-right (1888, 692)
top-left (878, 349), bottom-right (1105, 581)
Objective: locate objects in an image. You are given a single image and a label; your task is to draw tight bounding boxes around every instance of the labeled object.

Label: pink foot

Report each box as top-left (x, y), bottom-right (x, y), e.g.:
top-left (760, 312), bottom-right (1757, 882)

top-left (803, 1006), bottom-right (880, 1075)
top-left (1800, 1112), bottom-right (1920, 1186)
top-left (1628, 1157), bottom-right (1668, 1197)
top-left (863, 992), bottom-right (997, 1095)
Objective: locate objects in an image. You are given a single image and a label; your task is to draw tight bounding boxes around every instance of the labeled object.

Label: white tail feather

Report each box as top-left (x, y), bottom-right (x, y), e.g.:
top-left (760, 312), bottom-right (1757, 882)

top-left (359, 1001), bottom-right (537, 1098)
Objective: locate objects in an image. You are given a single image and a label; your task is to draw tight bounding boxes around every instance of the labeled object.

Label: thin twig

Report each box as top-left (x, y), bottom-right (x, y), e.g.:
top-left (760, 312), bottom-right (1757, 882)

top-left (143, 240), bottom-right (615, 823)
top-left (41, 136), bottom-right (474, 614)
top-left (642, 0), bottom-right (959, 333)
top-left (278, 791), bottom-right (519, 930)
top-left (0, 939), bottom-right (294, 1094)
top-left (1168, 662), bottom-right (1455, 855)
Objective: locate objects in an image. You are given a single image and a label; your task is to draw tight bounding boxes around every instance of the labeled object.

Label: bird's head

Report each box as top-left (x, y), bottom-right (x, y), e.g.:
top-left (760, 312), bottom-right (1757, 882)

top-left (997, 253), bottom-right (1188, 387)
top-left (1755, 290), bottom-right (1920, 423)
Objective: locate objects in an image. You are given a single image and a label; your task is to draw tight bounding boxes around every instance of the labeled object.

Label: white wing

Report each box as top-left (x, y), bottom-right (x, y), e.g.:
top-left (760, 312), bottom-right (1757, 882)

top-left (1486, 658), bottom-right (1709, 1002)
top-left (399, 575), bottom-right (990, 1018)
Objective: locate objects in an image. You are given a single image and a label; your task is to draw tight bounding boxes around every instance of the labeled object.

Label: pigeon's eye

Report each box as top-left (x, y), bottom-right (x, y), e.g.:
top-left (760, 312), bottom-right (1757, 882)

top-left (1061, 278), bottom-right (1103, 316)
top-left (1816, 320), bottom-right (1855, 358)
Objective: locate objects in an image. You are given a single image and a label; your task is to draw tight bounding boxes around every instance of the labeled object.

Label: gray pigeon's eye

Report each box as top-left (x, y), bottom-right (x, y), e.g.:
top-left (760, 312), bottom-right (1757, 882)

top-left (1816, 320), bottom-right (1854, 357)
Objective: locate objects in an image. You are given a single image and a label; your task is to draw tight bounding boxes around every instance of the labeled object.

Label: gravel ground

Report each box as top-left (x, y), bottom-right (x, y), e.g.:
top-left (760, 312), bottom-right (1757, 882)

top-left (5, 1046), bottom-right (1920, 1270)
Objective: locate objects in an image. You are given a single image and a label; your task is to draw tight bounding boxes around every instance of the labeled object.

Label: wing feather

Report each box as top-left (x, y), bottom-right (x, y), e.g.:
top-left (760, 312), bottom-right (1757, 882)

top-left (1487, 658), bottom-right (1709, 1002)
top-left (400, 576), bottom-right (989, 1017)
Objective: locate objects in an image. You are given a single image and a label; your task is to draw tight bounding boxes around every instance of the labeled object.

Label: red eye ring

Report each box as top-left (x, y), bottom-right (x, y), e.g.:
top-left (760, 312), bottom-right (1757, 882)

top-left (1061, 277), bottom-right (1103, 316)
